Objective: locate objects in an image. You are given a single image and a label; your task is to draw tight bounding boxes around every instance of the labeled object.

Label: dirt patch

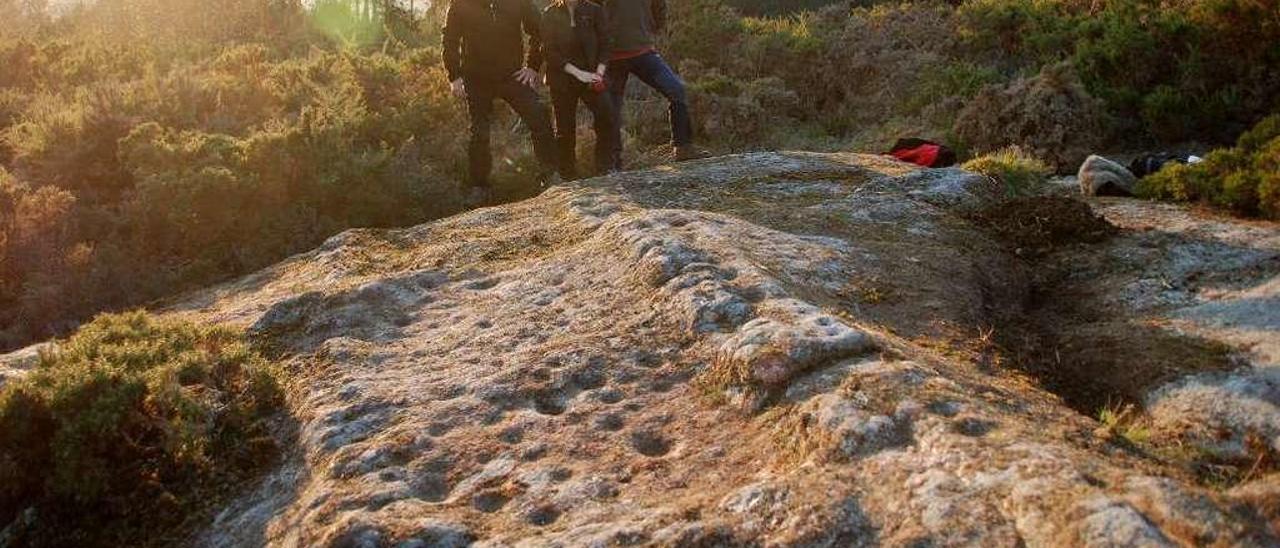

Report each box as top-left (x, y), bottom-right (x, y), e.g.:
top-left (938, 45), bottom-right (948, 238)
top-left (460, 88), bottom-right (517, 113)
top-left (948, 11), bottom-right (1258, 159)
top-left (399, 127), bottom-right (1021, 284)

top-left (968, 196), bottom-right (1117, 258)
top-left (973, 196), bottom-right (1233, 414)
top-left (1008, 319), bottom-right (1233, 413)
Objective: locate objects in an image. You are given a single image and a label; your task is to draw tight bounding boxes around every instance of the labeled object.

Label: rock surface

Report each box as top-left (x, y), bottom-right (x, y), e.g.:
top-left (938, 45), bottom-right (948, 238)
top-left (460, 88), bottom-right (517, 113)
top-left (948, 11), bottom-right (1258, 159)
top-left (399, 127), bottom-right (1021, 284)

top-left (1078, 155), bottom-right (1138, 196)
top-left (6, 152), bottom-right (1278, 546)
top-left (1078, 199), bottom-right (1280, 461)
top-left (0, 344), bottom-right (44, 389)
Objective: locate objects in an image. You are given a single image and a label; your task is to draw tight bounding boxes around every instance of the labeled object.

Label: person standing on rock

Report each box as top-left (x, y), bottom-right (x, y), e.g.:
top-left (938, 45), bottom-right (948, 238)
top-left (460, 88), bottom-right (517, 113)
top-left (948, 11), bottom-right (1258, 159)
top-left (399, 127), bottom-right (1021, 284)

top-left (600, 0), bottom-right (710, 165)
top-left (443, 0), bottom-right (560, 206)
top-left (541, 0), bottom-right (620, 180)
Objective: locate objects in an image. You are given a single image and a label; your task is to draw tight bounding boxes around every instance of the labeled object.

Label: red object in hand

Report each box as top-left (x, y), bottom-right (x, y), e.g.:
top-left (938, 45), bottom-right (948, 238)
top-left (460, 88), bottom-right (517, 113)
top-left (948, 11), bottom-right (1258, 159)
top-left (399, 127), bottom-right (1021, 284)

top-left (591, 79), bottom-right (607, 93)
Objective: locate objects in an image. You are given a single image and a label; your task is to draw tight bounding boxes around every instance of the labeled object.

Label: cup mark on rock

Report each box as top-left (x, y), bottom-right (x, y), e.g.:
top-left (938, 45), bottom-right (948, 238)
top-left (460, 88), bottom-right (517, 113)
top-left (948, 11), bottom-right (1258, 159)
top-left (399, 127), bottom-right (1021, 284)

top-left (952, 417), bottom-right (998, 437)
top-left (629, 429), bottom-right (672, 457)
top-left (414, 473), bottom-right (451, 502)
top-left (596, 388), bottom-right (625, 404)
top-left (534, 395), bottom-right (567, 416)
top-left (472, 490), bottom-right (509, 513)
top-left (466, 278), bottom-right (500, 290)
top-left (524, 503), bottom-right (561, 526)
top-left (594, 413), bottom-right (625, 432)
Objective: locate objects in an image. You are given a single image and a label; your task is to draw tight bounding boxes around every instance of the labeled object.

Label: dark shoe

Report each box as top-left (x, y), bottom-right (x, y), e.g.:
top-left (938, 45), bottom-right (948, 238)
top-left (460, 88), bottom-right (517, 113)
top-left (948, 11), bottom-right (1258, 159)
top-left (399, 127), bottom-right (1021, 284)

top-left (674, 145), bottom-right (711, 162)
top-left (463, 186), bottom-right (492, 208)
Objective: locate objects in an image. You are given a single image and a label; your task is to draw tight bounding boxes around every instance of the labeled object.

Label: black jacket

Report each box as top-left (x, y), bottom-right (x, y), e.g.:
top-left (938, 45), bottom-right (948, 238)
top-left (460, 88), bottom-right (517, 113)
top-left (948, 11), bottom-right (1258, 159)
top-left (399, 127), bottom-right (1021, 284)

top-left (600, 0), bottom-right (665, 53)
top-left (541, 1), bottom-right (611, 78)
top-left (442, 0), bottom-right (543, 83)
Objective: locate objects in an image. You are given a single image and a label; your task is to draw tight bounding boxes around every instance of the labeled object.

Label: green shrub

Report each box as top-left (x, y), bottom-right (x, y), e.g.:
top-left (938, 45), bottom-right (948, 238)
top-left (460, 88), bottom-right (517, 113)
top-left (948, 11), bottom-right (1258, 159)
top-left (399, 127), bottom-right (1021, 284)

top-left (956, 0), bottom-right (1076, 63)
top-left (906, 62), bottom-right (1001, 117)
top-left (4, 89), bottom-right (133, 198)
top-left (0, 168), bottom-right (86, 348)
top-left (0, 37), bottom-right (471, 352)
top-left (1138, 114), bottom-right (1280, 219)
top-left (0, 311), bottom-right (281, 546)
top-left (962, 145), bottom-right (1052, 196)
top-left (663, 0), bottom-right (745, 67)
top-left (4, 0), bottom-right (1280, 354)
top-left (951, 0), bottom-right (1280, 144)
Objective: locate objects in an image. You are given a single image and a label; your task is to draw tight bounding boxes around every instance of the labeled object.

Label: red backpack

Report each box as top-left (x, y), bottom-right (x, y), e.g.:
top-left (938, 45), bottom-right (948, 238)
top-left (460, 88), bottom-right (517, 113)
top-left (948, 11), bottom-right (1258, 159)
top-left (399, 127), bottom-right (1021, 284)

top-left (886, 138), bottom-right (957, 168)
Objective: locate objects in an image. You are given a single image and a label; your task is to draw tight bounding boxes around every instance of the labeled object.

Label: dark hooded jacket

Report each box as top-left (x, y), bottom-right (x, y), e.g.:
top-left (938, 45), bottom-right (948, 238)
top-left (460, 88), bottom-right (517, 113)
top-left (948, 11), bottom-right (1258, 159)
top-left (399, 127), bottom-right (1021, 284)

top-left (541, 0), bottom-right (612, 77)
top-left (599, 0), bottom-right (665, 53)
top-left (442, 0), bottom-right (543, 83)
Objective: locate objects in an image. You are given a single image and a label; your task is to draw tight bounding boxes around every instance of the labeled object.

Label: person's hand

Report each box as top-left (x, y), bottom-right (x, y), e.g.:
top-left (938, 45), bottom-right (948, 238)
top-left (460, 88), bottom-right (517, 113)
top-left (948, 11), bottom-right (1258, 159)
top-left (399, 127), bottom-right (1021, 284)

top-left (569, 66), bottom-right (601, 84)
top-left (514, 67), bottom-right (540, 88)
top-left (595, 63), bottom-right (607, 77)
top-left (450, 78), bottom-right (466, 99)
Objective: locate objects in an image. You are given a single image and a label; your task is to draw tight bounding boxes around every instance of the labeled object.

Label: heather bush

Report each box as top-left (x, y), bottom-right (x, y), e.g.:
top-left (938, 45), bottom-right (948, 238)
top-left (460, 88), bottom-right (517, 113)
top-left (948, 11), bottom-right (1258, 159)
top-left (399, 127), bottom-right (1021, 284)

top-left (664, 0), bottom-right (969, 146)
top-left (0, 311), bottom-right (281, 546)
top-left (954, 63), bottom-right (1108, 172)
top-left (726, 0), bottom-right (844, 17)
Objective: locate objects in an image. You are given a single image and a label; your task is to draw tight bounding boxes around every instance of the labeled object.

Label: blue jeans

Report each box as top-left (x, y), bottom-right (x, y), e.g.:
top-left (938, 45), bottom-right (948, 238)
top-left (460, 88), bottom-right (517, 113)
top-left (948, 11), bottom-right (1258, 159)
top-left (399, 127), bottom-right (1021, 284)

top-left (606, 52), bottom-right (693, 162)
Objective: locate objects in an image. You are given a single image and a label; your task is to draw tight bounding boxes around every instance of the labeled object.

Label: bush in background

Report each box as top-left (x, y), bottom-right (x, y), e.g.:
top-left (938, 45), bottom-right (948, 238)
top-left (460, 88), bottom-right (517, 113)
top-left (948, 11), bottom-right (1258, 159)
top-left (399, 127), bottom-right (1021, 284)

top-left (0, 167), bottom-right (86, 350)
top-left (0, 31), bottom-right (469, 350)
top-left (0, 311), bottom-right (282, 546)
top-left (954, 63), bottom-right (1107, 172)
top-left (666, 0), bottom-right (1280, 155)
top-left (2, 0), bottom-right (1280, 350)
top-left (1138, 115), bottom-right (1280, 219)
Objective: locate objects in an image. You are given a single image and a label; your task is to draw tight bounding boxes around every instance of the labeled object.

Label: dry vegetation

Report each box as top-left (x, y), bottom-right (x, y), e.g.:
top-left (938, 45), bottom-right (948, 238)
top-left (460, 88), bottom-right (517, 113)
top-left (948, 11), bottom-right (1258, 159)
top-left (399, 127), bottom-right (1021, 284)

top-left (0, 0), bottom-right (1277, 350)
top-left (0, 0), bottom-right (1277, 543)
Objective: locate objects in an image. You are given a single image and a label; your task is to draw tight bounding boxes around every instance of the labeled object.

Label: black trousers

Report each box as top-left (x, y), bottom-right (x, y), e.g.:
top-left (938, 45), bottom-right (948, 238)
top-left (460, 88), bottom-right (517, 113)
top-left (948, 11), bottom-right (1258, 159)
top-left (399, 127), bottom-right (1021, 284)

top-left (549, 76), bottom-right (620, 179)
top-left (465, 76), bottom-right (557, 188)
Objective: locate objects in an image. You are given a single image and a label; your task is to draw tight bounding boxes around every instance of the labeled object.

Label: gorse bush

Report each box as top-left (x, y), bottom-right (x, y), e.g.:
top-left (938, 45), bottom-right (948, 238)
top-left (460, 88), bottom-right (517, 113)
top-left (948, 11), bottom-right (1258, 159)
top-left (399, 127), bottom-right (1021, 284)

top-left (0, 33), bottom-right (470, 350)
top-left (0, 311), bottom-right (282, 546)
top-left (954, 0), bottom-right (1280, 142)
top-left (662, 0), bottom-right (1279, 151)
top-left (1138, 115), bottom-right (1280, 219)
top-left (1, 0), bottom-right (1279, 350)
top-left (0, 167), bottom-right (87, 348)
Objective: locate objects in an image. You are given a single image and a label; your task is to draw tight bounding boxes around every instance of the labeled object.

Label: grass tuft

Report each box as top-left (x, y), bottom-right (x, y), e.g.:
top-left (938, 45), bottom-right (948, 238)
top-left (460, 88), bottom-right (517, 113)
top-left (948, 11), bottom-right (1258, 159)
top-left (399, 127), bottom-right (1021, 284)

top-left (962, 146), bottom-right (1053, 197)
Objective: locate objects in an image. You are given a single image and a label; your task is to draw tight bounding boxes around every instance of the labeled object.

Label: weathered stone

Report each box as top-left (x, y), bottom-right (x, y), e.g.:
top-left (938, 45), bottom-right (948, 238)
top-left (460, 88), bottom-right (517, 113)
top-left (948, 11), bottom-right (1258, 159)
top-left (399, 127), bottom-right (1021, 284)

top-left (1079, 154), bottom-right (1138, 196)
top-left (147, 152), bottom-right (1276, 546)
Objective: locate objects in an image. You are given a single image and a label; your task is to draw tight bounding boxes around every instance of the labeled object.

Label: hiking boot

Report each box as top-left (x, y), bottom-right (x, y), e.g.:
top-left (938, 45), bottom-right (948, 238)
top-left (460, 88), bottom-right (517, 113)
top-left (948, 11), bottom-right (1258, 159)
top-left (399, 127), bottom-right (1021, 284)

top-left (463, 186), bottom-right (492, 208)
top-left (674, 145), bottom-right (712, 162)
